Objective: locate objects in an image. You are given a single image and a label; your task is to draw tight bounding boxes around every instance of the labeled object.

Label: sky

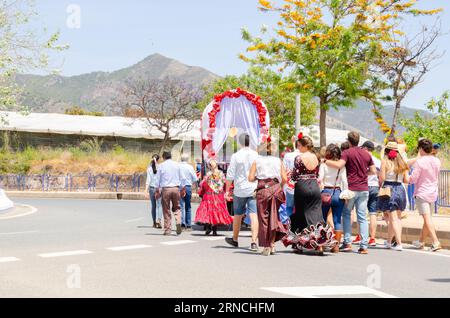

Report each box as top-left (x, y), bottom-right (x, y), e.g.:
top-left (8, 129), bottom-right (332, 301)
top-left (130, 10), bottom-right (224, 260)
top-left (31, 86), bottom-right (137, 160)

top-left (32, 0), bottom-right (450, 110)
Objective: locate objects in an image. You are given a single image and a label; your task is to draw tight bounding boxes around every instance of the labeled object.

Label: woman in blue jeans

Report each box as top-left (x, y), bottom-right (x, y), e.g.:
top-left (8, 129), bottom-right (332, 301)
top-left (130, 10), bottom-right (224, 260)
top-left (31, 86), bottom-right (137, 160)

top-left (145, 154), bottom-right (163, 228)
top-left (318, 144), bottom-right (348, 253)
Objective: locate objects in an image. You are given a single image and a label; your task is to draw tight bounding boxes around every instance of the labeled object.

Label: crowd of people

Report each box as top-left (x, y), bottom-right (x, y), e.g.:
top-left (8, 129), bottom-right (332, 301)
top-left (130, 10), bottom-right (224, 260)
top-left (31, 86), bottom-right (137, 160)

top-left (145, 131), bottom-right (443, 256)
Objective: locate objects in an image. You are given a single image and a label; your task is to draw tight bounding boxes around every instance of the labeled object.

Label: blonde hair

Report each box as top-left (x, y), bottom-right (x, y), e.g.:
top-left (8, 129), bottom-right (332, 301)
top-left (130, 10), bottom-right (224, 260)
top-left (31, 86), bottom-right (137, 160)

top-left (384, 150), bottom-right (409, 175)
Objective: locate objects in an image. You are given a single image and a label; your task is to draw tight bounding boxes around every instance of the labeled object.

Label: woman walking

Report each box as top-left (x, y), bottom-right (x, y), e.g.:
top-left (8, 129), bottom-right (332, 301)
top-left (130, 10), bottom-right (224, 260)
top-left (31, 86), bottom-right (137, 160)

top-left (248, 142), bottom-right (288, 256)
top-left (377, 142), bottom-right (409, 251)
top-left (145, 154), bottom-right (162, 228)
top-left (318, 144), bottom-right (348, 253)
top-left (286, 135), bottom-right (335, 255)
top-left (195, 159), bottom-right (233, 236)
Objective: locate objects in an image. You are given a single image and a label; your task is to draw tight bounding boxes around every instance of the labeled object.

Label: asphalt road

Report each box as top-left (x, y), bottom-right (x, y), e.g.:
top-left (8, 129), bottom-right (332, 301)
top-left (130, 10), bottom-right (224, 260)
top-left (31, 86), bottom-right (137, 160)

top-left (0, 198), bottom-right (449, 298)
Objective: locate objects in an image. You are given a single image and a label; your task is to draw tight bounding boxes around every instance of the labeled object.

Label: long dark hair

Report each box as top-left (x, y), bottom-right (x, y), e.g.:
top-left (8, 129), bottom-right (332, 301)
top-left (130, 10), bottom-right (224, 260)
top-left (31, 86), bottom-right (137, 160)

top-left (151, 154), bottom-right (160, 174)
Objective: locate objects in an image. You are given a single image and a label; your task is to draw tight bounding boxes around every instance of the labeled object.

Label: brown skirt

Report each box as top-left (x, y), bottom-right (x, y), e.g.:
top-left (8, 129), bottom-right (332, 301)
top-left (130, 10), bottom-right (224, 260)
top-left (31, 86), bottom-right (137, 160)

top-left (256, 179), bottom-right (288, 248)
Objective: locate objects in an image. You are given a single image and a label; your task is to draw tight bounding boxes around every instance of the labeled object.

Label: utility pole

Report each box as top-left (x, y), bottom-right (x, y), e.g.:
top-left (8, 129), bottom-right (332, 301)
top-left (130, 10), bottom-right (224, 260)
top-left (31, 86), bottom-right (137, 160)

top-left (295, 94), bottom-right (301, 135)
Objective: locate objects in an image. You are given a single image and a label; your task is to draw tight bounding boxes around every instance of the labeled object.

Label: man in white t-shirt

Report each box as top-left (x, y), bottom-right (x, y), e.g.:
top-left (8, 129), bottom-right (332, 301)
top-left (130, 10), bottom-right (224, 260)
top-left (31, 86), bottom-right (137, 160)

top-left (225, 133), bottom-right (259, 251)
top-left (282, 138), bottom-right (301, 217)
top-left (362, 141), bottom-right (381, 247)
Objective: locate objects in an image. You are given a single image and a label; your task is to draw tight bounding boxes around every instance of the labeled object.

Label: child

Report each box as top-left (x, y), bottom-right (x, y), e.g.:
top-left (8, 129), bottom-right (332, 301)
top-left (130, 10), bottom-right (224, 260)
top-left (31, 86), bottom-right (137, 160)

top-left (195, 159), bottom-right (233, 236)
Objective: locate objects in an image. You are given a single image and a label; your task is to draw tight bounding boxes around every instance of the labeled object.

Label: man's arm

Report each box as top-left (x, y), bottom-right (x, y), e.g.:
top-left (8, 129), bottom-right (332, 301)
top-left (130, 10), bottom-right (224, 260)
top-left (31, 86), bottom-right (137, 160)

top-left (368, 165), bottom-right (377, 176)
top-left (325, 159), bottom-right (346, 170)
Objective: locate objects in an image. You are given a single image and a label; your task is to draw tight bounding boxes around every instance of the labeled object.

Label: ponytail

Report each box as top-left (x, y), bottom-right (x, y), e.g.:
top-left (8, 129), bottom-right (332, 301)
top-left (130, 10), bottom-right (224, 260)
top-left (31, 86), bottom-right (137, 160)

top-left (151, 154), bottom-right (160, 174)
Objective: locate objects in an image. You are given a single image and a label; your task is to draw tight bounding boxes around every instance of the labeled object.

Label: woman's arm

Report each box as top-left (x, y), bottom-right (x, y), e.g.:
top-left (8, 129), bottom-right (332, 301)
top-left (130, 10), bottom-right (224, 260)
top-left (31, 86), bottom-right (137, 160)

top-left (340, 168), bottom-right (348, 191)
top-left (379, 160), bottom-right (386, 184)
top-left (280, 162), bottom-right (287, 186)
top-left (325, 159), bottom-right (346, 170)
top-left (248, 162), bottom-right (257, 182)
top-left (403, 171), bottom-right (410, 184)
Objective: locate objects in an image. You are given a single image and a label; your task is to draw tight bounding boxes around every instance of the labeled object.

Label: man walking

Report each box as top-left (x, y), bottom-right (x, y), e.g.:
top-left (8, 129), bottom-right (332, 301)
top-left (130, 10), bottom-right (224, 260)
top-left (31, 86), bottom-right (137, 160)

top-left (410, 139), bottom-right (442, 252)
top-left (156, 151), bottom-right (183, 236)
top-left (179, 154), bottom-right (198, 232)
top-left (225, 133), bottom-right (259, 251)
top-left (325, 132), bottom-right (377, 254)
top-left (362, 141), bottom-right (381, 247)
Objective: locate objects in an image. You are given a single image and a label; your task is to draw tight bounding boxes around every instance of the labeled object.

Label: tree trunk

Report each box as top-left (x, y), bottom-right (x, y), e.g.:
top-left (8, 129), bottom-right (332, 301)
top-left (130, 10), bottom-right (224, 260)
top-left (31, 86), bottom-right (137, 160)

top-left (391, 100), bottom-right (401, 138)
top-left (319, 102), bottom-right (327, 147)
top-left (160, 132), bottom-right (170, 155)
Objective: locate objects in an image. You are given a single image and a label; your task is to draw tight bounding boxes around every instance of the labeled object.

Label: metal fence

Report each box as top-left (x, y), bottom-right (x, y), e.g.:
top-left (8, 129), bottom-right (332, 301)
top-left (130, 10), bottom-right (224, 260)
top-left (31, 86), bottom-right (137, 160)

top-left (408, 170), bottom-right (450, 214)
top-left (0, 173), bottom-right (145, 192)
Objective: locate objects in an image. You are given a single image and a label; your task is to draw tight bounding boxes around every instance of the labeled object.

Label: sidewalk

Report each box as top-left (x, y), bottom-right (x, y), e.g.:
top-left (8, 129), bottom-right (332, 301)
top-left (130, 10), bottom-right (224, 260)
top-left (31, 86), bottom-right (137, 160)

top-left (352, 211), bottom-right (450, 249)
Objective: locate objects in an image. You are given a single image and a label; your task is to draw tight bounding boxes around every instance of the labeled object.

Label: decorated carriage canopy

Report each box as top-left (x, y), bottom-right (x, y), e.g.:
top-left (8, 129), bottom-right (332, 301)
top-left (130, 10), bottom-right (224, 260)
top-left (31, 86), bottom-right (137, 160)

top-left (201, 88), bottom-right (271, 162)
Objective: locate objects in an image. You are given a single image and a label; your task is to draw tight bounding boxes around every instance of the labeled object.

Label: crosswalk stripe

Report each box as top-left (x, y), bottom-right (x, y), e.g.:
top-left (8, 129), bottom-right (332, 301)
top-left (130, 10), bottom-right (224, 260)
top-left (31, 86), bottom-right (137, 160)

top-left (0, 257), bottom-right (20, 263)
top-left (202, 237), bottom-right (227, 241)
top-left (161, 240), bottom-right (196, 246)
top-left (107, 245), bottom-right (152, 251)
top-left (262, 286), bottom-right (397, 298)
top-left (38, 250), bottom-right (93, 258)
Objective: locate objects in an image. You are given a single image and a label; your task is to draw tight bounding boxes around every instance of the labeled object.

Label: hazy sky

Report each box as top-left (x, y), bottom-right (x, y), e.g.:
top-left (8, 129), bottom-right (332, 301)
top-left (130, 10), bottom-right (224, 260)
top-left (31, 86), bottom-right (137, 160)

top-left (33, 0), bottom-right (450, 110)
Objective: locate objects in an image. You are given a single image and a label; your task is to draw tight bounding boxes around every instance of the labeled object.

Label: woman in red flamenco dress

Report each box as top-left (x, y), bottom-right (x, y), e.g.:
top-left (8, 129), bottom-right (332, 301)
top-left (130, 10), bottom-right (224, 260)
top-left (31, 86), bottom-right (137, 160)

top-left (195, 159), bottom-right (233, 236)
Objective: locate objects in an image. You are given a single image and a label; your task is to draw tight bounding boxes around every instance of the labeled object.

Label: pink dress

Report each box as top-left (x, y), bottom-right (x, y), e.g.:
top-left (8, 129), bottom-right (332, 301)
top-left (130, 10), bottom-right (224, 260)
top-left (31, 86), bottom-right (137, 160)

top-left (195, 172), bottom-right (233, 226)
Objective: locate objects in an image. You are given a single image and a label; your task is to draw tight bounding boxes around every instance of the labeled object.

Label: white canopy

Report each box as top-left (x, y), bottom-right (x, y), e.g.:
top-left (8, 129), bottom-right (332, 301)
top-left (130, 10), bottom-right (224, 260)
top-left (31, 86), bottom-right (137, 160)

top-left (0, 111), bottom-right (201, 141)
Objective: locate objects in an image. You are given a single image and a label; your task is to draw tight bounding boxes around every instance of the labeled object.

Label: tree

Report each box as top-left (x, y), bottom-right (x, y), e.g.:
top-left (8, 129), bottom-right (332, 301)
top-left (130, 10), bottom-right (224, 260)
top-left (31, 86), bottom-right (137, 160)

top-left (65, 106), bottom-right (104, 117)
top-left (0, 0), bottom-right (67, 115)
top-left (200, 67), bottom-right (318, 149)
top-left (370, 22), bottom-right (443, 138)
top-left (400, 91), bottom-right (450, 152)
top-left (241, 0), bottom-right (442, 146)
top-left (117, 77), bottom-right (204, 152)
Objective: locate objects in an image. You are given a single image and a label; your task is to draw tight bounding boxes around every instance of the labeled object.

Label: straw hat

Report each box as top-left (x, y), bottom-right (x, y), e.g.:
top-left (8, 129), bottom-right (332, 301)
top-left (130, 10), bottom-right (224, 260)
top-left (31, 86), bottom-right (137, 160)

top-left (385, 142), bottom-right (399, 151)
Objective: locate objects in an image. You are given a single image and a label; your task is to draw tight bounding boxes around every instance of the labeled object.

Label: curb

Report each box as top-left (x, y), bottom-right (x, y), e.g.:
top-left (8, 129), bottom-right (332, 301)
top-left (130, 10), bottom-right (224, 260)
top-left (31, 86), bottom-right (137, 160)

top-left (6, 191), bottom-right (203, 202)
top-left (352, 223), bottom-right (450, 250)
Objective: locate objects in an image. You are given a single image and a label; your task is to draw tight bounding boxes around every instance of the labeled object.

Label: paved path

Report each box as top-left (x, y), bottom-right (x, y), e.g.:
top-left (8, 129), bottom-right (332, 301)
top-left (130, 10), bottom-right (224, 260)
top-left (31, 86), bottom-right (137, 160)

top-left (0, 199), bottom-right (449, 298)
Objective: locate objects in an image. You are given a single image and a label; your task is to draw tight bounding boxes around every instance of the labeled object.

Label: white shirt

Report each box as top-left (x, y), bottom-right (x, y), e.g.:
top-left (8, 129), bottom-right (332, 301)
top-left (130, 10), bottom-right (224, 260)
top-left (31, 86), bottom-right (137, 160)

top-left (146, 165), bottom-right (159, 188)
top-left (179, 162), bottom-right (198, 187)
top-left (283, 150), bottom-right (300, 171)
top-left (255, 156), bottom-right (282, 182)
top-left (283, 150), bottom-right (300, 194)
top-left (226, 147), bottom-right (258, 198)
top-left (368, 156), bottom-right (381, 187)
top-left (319, 165), bottom-right (348, 190)
top-left (156, 159), bottom-right (181, 188)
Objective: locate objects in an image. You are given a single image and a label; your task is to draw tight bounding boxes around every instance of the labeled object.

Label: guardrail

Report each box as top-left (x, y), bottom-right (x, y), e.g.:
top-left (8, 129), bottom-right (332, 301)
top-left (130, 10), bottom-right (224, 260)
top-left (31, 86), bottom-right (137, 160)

top-left (0, 173), bottom-right (145, 192)
top-left (407, 170), bottom-right (449, 214)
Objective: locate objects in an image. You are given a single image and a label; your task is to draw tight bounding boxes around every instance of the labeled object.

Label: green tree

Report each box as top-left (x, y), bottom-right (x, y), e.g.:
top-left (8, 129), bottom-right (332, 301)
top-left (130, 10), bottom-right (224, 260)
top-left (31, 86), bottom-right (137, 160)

top-left (400, 91), bottom-right (450, 152)
top-left (0, 0), bottom-right (67, 115)
top-left (201, 67), bottom-right (318, 149)
top-left (241, 0), bottom-right (442, 147)
top-left (65, 106), bottom-right (104, 117)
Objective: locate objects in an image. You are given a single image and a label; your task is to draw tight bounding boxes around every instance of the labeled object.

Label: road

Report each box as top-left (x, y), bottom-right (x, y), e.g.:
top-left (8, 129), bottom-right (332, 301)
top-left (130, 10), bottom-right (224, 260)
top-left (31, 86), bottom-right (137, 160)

top-left (0, 198), bottom-right (449, 298)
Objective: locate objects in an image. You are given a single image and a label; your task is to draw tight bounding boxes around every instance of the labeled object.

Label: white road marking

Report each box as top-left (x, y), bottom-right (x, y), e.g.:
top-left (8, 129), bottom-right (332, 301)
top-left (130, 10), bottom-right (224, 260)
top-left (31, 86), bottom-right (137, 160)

top-left (0, 205), bottom-right (37, 220)
top-left (107, 244), bottom-right (152, 251)
top-left (0, 257), bottom-right (21, 263)
top-left (202, 237), bottom-right (227, 241)
top-left (125, 217), bottom-right (144, 223)
top-left (38, 250), bottom-right (93, 258)
top-left (0, 230), bottom-right (39, 236)
top-left (161, 240), bottom-right (196, 246)
top-left (402, 248), bottom-right (450, 258)
top-left (262, 286), bottom-right (397, 298)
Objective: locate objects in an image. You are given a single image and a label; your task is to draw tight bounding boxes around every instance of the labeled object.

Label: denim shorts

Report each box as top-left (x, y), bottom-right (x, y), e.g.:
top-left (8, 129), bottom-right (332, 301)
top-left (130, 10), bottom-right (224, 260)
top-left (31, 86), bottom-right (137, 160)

top-left (368, 186), bottom-right (379, 215)
top-left (233, 196), bottom-right (257, 216)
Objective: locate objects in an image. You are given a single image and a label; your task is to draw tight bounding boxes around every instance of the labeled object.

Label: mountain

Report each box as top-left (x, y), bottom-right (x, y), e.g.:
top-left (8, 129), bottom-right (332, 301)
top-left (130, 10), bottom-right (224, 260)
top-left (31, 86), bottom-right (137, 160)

top-left (15, 53), bottom-right (219, 114)
top-left (15, 53), bottom-right (430, 143)
top-left (326, 99), bottom-right (431, 142)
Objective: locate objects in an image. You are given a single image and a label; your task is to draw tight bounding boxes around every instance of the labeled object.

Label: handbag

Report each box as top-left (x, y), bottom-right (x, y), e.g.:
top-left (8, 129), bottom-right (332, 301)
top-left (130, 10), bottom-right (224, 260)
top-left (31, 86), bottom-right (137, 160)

top-left (378, 173), bottom-right (398, 200)
top-left (321, 169), bottom-right (340, 207)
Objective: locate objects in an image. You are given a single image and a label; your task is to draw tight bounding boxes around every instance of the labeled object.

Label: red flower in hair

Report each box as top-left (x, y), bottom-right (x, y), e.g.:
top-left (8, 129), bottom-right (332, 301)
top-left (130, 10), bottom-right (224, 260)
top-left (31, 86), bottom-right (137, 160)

top-left (388, 150), bottom-right (398, 160)
top-left (298, 132), bottom-right (304, 140)
top-left (267, 135), bottom-right (272, 143)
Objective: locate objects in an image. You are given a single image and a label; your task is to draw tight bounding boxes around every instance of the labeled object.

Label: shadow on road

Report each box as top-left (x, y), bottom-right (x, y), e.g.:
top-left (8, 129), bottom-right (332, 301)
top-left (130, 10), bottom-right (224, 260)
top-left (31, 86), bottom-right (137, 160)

top-left (428, 278), bottom-right (450, 283)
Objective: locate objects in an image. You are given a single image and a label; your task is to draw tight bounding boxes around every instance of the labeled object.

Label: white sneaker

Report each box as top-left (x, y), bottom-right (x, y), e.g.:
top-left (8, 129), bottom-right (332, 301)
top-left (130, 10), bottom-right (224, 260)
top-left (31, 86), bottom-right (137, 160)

top-left (384, 240), bottom-right (391, 249)
top-left (391, 244), bottom-right (403, 251)
top-left (412, 240), bottom-right (425, 250)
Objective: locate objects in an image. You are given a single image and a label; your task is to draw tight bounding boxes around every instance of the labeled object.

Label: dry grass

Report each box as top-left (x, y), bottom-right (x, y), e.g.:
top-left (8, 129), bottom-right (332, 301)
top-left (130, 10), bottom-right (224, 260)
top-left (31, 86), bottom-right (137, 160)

top-left (1, 147), bottom-right (150, 175)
